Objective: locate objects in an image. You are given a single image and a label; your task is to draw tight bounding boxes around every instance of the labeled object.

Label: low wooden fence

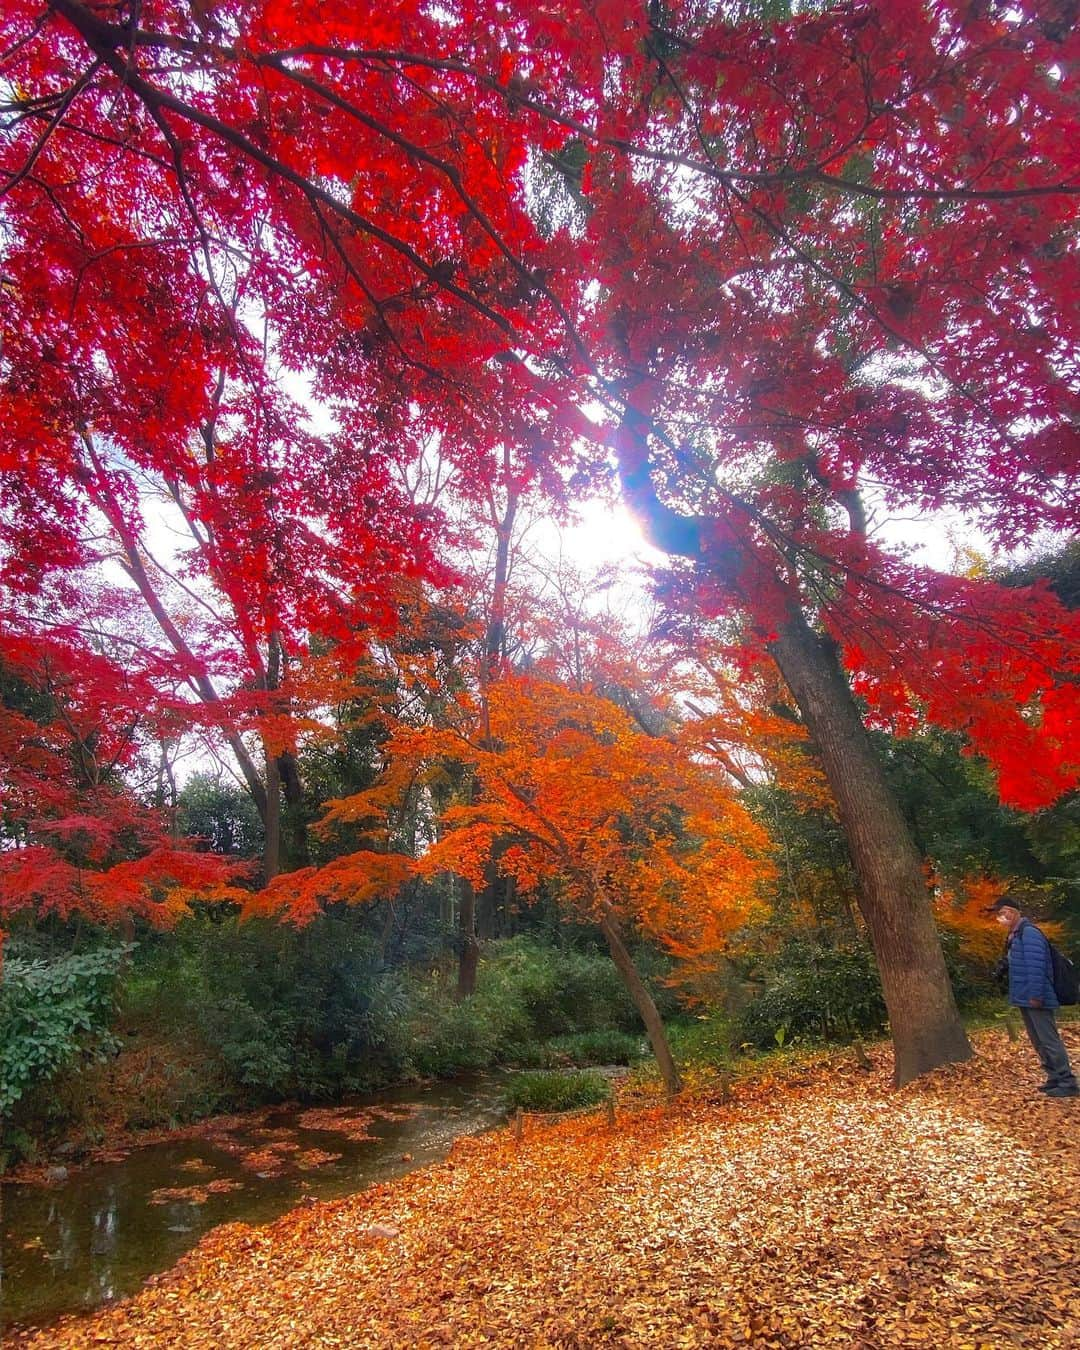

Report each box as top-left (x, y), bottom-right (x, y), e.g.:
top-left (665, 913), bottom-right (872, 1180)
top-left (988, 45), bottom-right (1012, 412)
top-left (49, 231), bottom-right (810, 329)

top-left (509, 1094), bottom-right (617, 1143)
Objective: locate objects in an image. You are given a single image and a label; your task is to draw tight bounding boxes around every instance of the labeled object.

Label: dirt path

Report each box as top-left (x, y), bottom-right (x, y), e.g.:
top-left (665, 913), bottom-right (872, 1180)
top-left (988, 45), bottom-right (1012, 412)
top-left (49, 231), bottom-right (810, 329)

top-left (14, 1029), bottom-right (1079, 1349)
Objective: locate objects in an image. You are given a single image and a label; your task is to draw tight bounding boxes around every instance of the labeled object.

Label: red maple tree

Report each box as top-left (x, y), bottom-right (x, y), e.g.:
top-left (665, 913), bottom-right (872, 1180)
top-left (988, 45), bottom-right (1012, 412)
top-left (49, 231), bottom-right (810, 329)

top-left (3, 0), bottom-right (1077, 1081)
top-left (0, 629), bottom-right (246, 960)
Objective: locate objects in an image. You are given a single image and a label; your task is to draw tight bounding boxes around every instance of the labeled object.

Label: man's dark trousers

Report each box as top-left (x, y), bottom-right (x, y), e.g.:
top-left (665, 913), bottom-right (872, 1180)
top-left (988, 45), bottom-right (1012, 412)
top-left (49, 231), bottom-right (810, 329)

top-left (1020, 1007), bottom-right (1078, 1090)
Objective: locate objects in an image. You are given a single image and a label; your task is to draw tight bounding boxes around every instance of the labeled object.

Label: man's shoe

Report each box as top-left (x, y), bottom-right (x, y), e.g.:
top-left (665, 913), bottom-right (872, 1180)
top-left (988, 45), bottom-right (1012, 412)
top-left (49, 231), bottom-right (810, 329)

top-left (1038, 1082), bottom-right (1055, 1092)
top-left (1043, 1085), bottom-right (1079, 1098)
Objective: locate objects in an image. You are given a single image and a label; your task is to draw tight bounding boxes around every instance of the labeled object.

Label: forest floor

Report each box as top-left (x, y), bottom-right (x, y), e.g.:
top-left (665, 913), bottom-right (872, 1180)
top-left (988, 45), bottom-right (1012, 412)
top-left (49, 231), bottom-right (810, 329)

top-left (13, 1026), bottom-right (1080, 1350)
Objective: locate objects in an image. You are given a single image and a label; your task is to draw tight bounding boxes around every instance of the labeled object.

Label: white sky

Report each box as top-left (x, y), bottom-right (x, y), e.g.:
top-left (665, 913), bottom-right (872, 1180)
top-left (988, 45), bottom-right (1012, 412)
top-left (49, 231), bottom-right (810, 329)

top-left (539, 491), bottom-right (970, 576)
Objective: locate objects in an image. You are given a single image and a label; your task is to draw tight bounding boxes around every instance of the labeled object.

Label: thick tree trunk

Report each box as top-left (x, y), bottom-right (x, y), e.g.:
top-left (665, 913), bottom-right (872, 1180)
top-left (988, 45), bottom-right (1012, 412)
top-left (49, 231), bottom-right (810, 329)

top-left (770, 610), bottom-right (971, 1085)
top-left (599, 903), bottom-right (682, 1097)
top-left (613, 399), bottom-right (970, 1084)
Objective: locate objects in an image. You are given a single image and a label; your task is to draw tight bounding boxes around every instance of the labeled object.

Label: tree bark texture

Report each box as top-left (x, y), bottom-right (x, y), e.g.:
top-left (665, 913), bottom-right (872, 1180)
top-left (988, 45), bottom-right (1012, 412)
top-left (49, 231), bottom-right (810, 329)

top-left (277, 749), bottom-right (309, 869)
top-left (770, 610), bottom-right (972, 1085)
top-left (599, 903), bottom-right (682, 1097)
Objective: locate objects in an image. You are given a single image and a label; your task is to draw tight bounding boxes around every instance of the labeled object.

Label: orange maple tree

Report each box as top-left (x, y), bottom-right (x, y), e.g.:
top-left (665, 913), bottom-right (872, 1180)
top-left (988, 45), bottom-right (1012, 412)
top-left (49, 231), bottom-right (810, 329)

top-left (256, 672), bottom-right (774, 1094)
top-left (933, 874), bottom-right (1064, 969)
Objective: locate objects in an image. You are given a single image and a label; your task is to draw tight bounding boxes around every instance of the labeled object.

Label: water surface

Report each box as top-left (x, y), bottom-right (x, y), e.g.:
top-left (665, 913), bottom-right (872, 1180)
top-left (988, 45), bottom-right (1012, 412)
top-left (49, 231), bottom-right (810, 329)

top-left (2, 1075), bottom-right (507, 1330)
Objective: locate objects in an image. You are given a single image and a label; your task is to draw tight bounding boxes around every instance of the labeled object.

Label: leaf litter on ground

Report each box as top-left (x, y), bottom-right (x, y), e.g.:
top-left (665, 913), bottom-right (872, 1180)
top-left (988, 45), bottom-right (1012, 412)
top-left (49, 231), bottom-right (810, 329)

top-left (11, 1028), bottom-right (1079, 1349)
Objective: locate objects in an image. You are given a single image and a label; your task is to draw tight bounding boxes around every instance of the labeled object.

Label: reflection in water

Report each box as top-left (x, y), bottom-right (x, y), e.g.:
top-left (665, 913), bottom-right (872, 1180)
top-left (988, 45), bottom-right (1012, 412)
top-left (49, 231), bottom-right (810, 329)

top-left (3, 1076), bottom-right (506, 1331)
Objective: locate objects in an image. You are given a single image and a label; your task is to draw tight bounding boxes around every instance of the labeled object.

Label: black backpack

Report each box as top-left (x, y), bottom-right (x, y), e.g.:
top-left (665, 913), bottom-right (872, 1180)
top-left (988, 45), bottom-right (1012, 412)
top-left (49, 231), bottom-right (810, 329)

top-left (1048, 940), bottom-right (1079, 1007)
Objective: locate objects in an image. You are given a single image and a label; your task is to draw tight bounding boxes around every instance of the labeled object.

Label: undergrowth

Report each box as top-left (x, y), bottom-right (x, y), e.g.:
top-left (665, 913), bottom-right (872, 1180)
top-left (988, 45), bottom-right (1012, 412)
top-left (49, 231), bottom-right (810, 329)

top-left (503, 1070), bottom-right (611, 1114)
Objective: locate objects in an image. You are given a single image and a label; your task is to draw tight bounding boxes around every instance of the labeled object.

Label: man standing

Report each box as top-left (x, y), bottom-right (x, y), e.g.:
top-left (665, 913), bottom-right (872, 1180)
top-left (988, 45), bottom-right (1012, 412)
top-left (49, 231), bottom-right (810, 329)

top-left (991, 895), bottom-right (1078, 1098)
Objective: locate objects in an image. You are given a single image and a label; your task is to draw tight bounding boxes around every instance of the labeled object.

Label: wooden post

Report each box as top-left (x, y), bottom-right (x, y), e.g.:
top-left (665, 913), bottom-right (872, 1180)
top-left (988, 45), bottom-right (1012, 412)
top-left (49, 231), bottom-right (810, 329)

top-left (606, 1095), bottom-right (616, 1127)
top-left (719, 1069), bottom-right (733, 1104)
top-left (1005, 1012), bottom-right (1020, 1043)
top-left (853, 1038), bottom-right (872, 1070)
top-left (513, 1108), bottom-right (524, 1143)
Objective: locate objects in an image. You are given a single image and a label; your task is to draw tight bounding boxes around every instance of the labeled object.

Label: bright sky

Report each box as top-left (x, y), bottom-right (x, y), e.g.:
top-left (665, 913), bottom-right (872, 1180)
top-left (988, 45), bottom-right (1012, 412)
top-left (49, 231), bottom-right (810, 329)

top-left (542, 491), bottom-right (971, 579)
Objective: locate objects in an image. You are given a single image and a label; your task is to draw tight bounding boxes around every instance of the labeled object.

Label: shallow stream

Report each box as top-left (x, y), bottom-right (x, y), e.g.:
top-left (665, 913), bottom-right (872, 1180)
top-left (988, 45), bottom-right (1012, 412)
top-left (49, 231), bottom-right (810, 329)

top-left (2, 1075), bottom-right (507, 1331)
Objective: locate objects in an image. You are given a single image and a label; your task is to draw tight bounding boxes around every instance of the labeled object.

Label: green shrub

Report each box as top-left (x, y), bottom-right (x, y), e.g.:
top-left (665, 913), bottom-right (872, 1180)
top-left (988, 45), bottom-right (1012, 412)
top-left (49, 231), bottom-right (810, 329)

top-left (18, 1036), bottom-right (228, 1149)
top-left (406, 987), bottom-right (504, 1077)
top-left (503, 1070), bottom-right (611, 1113)
top-left (8, 922), bottom-right (664, 1152)
top-left (119, 927), bottom-right (644, 1097)
top-left (540, 1030), bottom-right (643, 1067)
top-left (0, 946), bottom-right (126, 1115)
top-left (478, 938), bottom-right (639, 1041)
top-left (667, 1012), bottom-right (738, 1069)
top-left (123, 913), bottom-right (416, 1100)
top-left (735, 941), bottom-right (887, 1049)
top-left (937, 926), bottom-right (995, 1007)
top-left (404, 938), bottom-right (647, 1078)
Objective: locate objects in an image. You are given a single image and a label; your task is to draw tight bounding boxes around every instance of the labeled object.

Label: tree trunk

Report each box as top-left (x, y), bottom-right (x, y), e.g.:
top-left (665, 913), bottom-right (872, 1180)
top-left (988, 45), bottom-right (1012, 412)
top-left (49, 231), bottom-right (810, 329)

top-left (459, 480), bottom-right (518, 994)
top-left (440, 875), bottom-right (454, 933)
top-left (262, 631), bottom-right (288, 882)
top-left (770, 609), bottom-right (971, 1085)
top-left (278, 749), bottom-right (309, 868)
top-left (612, 399), bottom-right (970, 1084)
top-left (456, 877), bottom-right (479, 1000)
top-left (263, 749), bottom-right (281, 883)
top-left (380, 896), bottom-right (397, 964)
top-left (598, 903), bottom-right (682, 1097)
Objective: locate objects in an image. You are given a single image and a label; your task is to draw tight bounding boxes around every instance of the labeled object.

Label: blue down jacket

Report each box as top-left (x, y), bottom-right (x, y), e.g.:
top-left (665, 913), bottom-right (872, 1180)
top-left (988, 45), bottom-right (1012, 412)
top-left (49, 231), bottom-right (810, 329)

top-left (1007, 919), bottom-right (1058, 1009)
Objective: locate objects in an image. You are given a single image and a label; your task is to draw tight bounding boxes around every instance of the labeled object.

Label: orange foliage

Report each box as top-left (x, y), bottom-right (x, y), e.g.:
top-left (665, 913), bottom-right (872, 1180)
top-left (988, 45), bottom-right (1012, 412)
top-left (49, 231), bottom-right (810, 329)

top-left (933, 875), bottom-right (1064, 966)
top-left (674, 645), bottom-right (833, 810)
top-left (243, 852), bottom-right (415, 925)
top-left (250, 671), bottom-right (776, 953)
top-left (416, 676), bottom-right (774, 960)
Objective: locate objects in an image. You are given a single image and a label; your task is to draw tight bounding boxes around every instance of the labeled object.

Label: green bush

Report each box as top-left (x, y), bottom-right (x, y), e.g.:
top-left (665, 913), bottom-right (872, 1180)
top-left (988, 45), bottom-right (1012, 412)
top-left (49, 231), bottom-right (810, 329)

top-left (17, 1035), bottom-right (228, 1150)
top-left (735, 941), bottom-right (887, 1049)
top-left (406, 986), bottom-right (505, 1077)
top-left (667, 1012), bottom-right (738, 1069)
top-left (114, 927), bottom-right (649, 1101)
top-left (539, 1030), bottom-right (643, 1067)
top-left (733, 929), bottom-right (991, 1054)
top-left (125, 913), bottom-right (415, 1100)
top-left (937, 926), bottom-right (995, 1007)
top-left (503, 1070), bottom-right (611, 1113)
top-left (1, 946), bottom-right (126, 1115)
top-left (478, 938), bottom-right (640, 1041)
top-left (8, 923), bottom-right (663, 1153)
top-left (404, 938), bottom-right (645, 1078)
